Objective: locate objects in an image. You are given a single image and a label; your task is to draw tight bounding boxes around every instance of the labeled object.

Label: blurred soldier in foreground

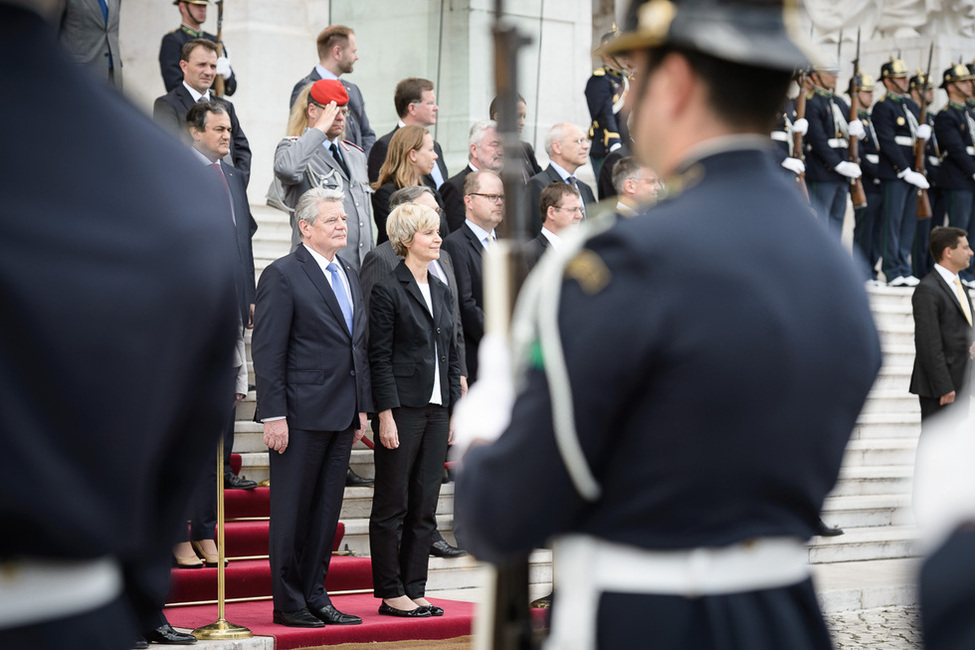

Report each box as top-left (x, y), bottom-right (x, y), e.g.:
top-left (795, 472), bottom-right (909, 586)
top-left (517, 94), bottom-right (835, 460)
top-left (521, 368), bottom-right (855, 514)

top-left (0, 2), bottom-right (237, 648)
top-left (454, 0), bottom-right (882, 648)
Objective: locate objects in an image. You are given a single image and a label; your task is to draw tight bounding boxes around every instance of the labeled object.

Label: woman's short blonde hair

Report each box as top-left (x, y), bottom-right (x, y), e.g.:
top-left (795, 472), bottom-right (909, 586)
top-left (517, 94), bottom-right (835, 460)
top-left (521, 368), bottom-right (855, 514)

top-left (386, 203), bottom-right (441, 257)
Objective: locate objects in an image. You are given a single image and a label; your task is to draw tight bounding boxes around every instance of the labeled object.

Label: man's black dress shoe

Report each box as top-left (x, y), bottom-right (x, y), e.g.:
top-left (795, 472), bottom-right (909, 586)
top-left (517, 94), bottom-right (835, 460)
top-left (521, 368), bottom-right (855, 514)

top-left (420, 604), bottom-right (444, 616)
top-left (378, 602), bottom-right (432, 618)
top-left (346, 468), bottom-right (374, 486)
top-left (430, 538), bottom-right (468, 558)
top-left (313, 603), bottom-right (362, 625)
top-left (272, 608), bottom-right (325, 627)
top-left (816, 519), bottom-right (844, 537)
top-left (224, 472), bottom-right (257, 490)
top-left (145, 624), bottom-right (197, 644)
top-left (133, 639), bottom-right (149, 649)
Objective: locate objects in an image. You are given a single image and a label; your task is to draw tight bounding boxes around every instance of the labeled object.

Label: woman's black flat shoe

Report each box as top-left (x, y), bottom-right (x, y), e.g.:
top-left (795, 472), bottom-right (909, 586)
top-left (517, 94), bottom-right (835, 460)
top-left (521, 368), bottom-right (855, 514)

top-left (421, 604), bottom-right (444, 616)
top-left (378, 602), bottom-right (432, 618)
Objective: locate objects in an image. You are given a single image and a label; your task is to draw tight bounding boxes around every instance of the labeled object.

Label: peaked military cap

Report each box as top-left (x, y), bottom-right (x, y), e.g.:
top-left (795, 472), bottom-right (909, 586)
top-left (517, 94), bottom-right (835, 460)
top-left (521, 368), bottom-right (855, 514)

top-left (598, 0), bottom-right (817, 71)
top-left (848, 72), bottom-right (875, 95)
top-left (880, 57), bottom-right (908, 79)
top-left (941, 63), bottom-right (974, 89)
top-left (173, 0), bottom-right (210, 5)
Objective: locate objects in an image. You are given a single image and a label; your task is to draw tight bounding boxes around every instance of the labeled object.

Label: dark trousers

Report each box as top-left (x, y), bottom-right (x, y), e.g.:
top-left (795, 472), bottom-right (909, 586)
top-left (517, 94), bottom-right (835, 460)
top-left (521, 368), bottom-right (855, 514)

top-left (854, 186), bottom-right (884, 279)
top-left (947, 190), bottom-right (975, 281)
top-left (370, 404), bottom-right (449, 599)
top-left (269, 426), bottom-right (355, 612)
top-left (881, 179), bottom-right (917, 281)
top-left (808, 181), bottom-right (847, 236)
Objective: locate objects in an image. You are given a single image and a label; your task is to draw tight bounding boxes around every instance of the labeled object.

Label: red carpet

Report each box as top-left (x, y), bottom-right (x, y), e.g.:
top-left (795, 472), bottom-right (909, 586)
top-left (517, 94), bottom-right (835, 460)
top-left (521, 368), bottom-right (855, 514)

top-left (166, 594), bottom-right (474, 649)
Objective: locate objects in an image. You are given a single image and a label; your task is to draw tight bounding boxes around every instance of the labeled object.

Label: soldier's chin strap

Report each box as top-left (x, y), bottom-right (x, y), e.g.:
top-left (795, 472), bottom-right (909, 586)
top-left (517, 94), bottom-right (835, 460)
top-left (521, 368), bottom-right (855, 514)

top-left (510, 215), bottom-right (616, 502)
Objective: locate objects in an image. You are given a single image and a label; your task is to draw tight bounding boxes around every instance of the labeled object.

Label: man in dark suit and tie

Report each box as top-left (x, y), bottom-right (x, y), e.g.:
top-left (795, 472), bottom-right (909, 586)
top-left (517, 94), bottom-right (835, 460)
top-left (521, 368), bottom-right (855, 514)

top-left (58, 0), bottom-right (122, 89)
top-left (910, 226), bottom-right (975, 429)
top-left (153, 38), bottom-right (251, 184)
top-left (526, 122), bottom-right (596, 235)
top-left (288, 25), bottom-right (376, 156)
top-left (527, 182), bottom-right (583, 268)
top-left (252, 187), bottom-right (372, 628)
top-left (187, 100), bottom-right (259, 494)
top-left (1, 4), bottom-right (238, 647)
top-left (368, 77), bottom-right (449, 187)
top-left (442, 170), bottom-right (504, 382)
top-left (440, 120), bottom-right (504, 233)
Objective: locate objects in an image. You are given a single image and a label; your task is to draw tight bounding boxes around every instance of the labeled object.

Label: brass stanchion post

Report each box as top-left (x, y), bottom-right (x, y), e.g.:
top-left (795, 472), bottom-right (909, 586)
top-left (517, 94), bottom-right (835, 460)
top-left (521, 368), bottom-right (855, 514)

top-left (192, 434), bottom-right (253, 640)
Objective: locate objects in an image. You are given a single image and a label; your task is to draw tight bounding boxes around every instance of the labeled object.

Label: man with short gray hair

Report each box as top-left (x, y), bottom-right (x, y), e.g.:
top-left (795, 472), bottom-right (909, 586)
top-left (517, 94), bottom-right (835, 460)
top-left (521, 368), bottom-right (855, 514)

top-left (526, 122), bottom-right (596, 233)
top-left (253, 186), bottom-right (372, 628)
top-left (441, 120), bottom-right (504, 232)
top-left (612, 156), bottom-right (661, 217)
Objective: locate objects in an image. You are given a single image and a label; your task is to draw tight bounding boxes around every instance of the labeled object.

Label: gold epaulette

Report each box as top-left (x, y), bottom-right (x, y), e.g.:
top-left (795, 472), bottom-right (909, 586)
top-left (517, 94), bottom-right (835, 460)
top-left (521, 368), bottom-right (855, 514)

top-left (592, 68), bottom-right (606, 76)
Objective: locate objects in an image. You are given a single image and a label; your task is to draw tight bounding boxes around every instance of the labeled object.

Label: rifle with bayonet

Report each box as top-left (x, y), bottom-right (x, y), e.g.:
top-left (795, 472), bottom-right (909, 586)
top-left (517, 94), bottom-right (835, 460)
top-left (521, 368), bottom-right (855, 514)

top-left (915, 44), bottom-right (934, 219)
top-left (474, 1), bottom-right (535, 648)
top-left (791, 69), bottom-right (810, 201)
top-left (213, 0), bottom-right (225, 97)
top-left (848, 29), bottom-right (867, 209)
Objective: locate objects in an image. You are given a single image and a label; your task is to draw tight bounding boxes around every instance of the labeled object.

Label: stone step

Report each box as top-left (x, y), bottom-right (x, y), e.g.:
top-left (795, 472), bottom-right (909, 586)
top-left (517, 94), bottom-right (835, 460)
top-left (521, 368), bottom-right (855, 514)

top-left (868, 365), bottom-right (913, 392)
top-left (813, 558), bottom-right (919, 613)
top-left (830, 465), bottom-right (913, 498)
top-left (808, 525), bottom-right (918, 563)
top-left (840, 437), bottom-right (918, 468)
top-left (860, 389), bottom-right (919, 417)
top-left (820, 494), bottom-right (914, 530)
top-left (850, 412), bottom-right (920, 439)
top-left (425, 549), bottom-right (553, 596)
top-left (340, 515), bottom-right (458, 557)
top-left (338, 483), bottom-right (454, 520)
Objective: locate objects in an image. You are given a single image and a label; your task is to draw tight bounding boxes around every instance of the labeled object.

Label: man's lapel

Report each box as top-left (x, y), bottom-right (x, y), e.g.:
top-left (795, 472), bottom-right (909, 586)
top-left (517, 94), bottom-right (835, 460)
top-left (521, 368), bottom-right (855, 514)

top-left (296, 246), bottom-right (352, 339)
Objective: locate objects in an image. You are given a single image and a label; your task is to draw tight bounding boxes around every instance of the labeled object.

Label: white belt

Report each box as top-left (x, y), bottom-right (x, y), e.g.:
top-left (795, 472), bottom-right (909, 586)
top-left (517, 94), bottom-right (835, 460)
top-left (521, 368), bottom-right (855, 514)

top-left (0, 556), bottom-right (122, 630)
top-left (928, 156), bottom-right (941, 167)
top-left (544, 535), bottom-right (809, 650)
top-left (770, 131), bottom-right (788, 142)
top-left (827, 138), bottom-right (848, 148)
top-left (866, 154), bottom-right (880, 164)
top-left (895, 136), bottom-right (914, 147)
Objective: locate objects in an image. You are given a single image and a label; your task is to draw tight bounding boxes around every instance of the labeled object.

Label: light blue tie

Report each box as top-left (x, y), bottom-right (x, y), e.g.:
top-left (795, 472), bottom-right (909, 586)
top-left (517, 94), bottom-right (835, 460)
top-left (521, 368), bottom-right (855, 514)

top-left (326, 262), bottom-right (354, 334)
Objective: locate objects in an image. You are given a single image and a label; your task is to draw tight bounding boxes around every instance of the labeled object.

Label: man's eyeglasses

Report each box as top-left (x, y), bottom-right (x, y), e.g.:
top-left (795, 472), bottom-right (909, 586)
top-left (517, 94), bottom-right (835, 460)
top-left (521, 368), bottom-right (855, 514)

top-left (468, 193), bottom-right (505, 203)
top-left (554, 205), bottom-right (584, 215)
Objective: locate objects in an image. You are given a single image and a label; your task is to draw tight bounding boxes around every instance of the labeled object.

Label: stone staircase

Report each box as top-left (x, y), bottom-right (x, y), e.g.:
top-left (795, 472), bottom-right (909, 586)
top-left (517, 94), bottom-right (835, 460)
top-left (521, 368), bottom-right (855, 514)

top-left (237, 204), bottom-right (928, 611)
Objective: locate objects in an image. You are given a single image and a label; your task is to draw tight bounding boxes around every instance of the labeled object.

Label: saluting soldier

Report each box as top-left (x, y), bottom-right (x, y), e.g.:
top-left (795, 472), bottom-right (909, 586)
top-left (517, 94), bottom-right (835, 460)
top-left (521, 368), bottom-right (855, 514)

top-left (934, 64), bottom-right (975, 286)
top-left (159, 0), bottom-right (237, 95)
top-left (873, 57), bottom-right (931, 287)
top-left (804, 60), bottom-right (864, 235)
top-left (585, 30), bottom-right (630, 178)
top-left (850, 73), bottom-right (885, 279)
top-left (453, 0), bottom-right (882, 648)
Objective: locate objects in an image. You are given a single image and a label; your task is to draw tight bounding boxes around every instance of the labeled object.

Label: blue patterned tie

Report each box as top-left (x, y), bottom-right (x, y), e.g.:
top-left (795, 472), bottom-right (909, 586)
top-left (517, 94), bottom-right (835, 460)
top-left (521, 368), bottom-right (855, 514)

top-left (326, 262), bottom-right (354, 334)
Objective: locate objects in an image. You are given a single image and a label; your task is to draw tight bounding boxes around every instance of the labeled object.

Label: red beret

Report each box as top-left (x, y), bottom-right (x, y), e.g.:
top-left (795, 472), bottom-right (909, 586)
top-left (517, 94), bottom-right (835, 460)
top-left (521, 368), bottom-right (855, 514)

top-left (309, 79), bottom-right (349, 107)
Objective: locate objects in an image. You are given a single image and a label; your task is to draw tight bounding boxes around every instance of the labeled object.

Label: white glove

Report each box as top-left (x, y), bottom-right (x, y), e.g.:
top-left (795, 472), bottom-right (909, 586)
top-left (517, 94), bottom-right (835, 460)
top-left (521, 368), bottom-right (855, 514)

top-left (898, 168), bottom-right (930, 189)
top-left (781, 157), bottom-right (806, 175)
top-left (847, 119), bottom-right (866, 140)
top-left (792, 118), bottom-right (808, 135)
top-left (216, 56), bottom-right (232, 79)
top-left (917, 123), bottom-right (932, 140)
top-left (834, 161), bottom-right (862, 179)
top-left (448, 333), bottom-right (515, 465)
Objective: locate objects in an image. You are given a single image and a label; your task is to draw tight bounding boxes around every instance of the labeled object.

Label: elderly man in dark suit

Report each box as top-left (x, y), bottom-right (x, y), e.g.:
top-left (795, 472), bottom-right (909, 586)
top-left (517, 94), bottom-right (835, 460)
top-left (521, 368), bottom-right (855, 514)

top-left (252, 187), bottom-right (372, 628)
top-left (153, 38), bottom-right (251, 184)
top-left (58, 0), bottom-right (122, 89)
top-left (289, 25), bottom-right (375, 156)
top-left (525, 123), bottom-right (596, 234)
top-left (368, 77), bottom-right (448, 187)
top-left (0, 5), bottom-right (237, 648)
top-left (910, 226), bottom-right (975, 429)
top-left (442, 170), bottom-right (504, 383)
top-left (440, 120), bottom-right (504, 233)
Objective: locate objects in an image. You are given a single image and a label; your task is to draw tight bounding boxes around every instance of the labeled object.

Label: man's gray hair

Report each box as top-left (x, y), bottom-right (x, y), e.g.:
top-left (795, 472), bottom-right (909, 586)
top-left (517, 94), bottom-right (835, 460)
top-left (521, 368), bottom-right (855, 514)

top-left (612, 156), bottom-right (645, 195)
top-left (545, 123), bottom-right (571, 157)
top-left (389, 185), bottom-right (436, 209)
top-left (469, 119), bottom-right (498, 152)
top-left (295, 187), bottom-right (345, 226)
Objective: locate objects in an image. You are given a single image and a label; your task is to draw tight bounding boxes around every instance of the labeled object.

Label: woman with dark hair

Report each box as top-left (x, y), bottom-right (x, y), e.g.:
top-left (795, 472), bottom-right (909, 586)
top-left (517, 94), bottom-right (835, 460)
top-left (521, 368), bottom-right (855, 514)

top-left (368, 202), bottom-right (461, 618)
top-left (371, 125), bottom-right (443, 244)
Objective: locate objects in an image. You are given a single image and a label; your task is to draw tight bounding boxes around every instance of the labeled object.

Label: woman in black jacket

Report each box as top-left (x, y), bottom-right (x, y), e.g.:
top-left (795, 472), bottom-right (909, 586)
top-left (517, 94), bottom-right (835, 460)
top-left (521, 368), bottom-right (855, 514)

top-left (368, 202), bottom-right (462, 618)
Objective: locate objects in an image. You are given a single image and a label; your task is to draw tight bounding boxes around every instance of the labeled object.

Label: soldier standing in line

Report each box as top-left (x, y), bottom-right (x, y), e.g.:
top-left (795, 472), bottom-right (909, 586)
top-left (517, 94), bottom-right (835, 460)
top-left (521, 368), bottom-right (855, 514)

top-left (453, 0), bottom-right (882, 647)
top-left (911, 71), bottom-right (940, 279)
top-left (585, 30), bottom-right (630, 179)
top-left (850, 72), bottom-right (885, 280)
